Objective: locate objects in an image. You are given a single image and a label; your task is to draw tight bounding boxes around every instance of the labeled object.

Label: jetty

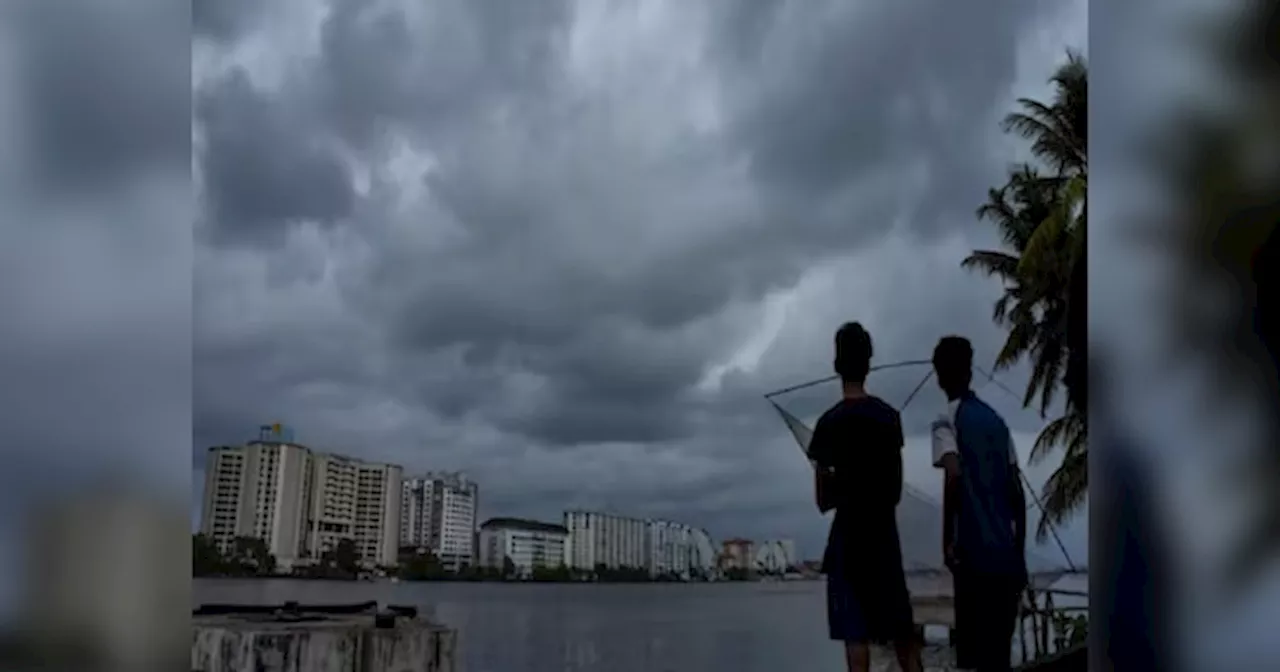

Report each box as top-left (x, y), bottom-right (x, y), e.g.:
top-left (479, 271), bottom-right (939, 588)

top-left (191, 601), bottom-right (456, 672)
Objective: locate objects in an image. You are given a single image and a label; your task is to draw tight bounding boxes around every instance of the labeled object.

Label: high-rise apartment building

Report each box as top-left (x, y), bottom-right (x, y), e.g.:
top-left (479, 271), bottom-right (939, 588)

top-left (401, 472), bottom-right (478, 569)
top-left (477, 518), bottom-right (569, 575)
top-left (689, 527), bottom-right (717, 574)
top-left (648, 519), bottom-right (693, 578)
top-left (305, 453), bottom-right (402, 567)
top-left (199, 425), bottom-right (403, 569)
top-left (564, 511), bottom-right (649, 571)
top-left (199, 438), bottom-right (310, 568)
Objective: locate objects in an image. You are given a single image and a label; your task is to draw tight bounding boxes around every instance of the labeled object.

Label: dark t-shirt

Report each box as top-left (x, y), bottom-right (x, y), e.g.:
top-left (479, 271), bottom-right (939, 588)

top-left (809, 395), bottom-right (906, 577)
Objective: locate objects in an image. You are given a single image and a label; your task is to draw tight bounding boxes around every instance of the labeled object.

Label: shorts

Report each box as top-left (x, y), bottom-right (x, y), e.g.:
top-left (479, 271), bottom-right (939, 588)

top-left (953, 571), bottom-right (1022, 670)
top-left (827, 570), bottom-right (870, 642)
top-left (826, 569), bottom-right (916, 644)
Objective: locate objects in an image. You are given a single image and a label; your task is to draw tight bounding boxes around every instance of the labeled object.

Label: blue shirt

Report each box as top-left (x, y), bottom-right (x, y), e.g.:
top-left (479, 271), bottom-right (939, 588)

top-left (932, 391), bottom-right (1025, 577)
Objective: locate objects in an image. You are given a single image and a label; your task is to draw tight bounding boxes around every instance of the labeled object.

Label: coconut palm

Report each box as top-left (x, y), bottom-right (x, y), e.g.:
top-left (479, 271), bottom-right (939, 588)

top-left (964, 52), bottom-right (1087, 541)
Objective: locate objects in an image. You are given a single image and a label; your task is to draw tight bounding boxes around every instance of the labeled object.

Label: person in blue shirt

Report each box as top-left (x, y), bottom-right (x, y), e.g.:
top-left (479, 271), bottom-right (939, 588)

top-left (809, 322), bottom-right (923, 672)
top-left (929, 335), bottom-right (1027, 671)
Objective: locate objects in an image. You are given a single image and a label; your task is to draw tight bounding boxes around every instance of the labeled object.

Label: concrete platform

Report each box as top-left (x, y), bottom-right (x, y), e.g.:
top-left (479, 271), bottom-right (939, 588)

top-left (191, 603), bottom-right (456, 672)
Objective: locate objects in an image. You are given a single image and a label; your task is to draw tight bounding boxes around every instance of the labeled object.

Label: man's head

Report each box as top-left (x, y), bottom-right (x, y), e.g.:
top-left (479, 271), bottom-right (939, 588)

top-left (834, 322), bottom-right (873, 384)
top-left (932, 335), bottom-right (973, 398)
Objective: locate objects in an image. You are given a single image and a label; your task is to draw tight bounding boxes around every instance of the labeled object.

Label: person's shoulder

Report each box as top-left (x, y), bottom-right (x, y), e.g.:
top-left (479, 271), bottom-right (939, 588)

top-left (815, 401), bottom-right (847, 427)
top-left (864, 395), bottom-right (901, 421)
top-left (956, 394), bottom-right (1010, 434)
top-left (957, 393), bottom-right (998, 421)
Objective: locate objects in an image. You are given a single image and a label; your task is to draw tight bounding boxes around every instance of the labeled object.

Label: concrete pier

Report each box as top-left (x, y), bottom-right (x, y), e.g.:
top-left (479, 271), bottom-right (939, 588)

top-left (191, 603), bottom-right (456, 672)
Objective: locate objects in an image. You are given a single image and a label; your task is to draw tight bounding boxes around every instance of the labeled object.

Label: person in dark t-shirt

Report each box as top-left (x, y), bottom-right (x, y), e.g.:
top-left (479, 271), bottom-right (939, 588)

top-left (809, 322), bottom-right (923, 672)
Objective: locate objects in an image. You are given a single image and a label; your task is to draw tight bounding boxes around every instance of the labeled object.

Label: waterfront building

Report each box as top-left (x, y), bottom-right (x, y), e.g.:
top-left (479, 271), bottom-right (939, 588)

top-left (688, 527), bottom-right (717, 576)
top-left (753, 540), bottom-right (793, 573)
top-left (779, 539), bottom-right (798, 569)
top-left (720, 538), bottom-right (754, 571)
top-left (401, 472), bottom-right (479, 570)
top-left (564, 510), bottom-right (649, 571)
top-left (200, 424), bottom-right (404, 569)
top-left (199, 426), bottom-right (311, 568)
top-left (305, 452), bottom-right (402, 567)
top-left (478, 517), bottom-right (569, 575)
top-left (647, 519), bottom-right (694, 578)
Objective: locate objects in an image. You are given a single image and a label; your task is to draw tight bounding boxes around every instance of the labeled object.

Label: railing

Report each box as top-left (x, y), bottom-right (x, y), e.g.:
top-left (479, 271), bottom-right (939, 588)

top-left (1017, 587), bottom-right (1088, 664)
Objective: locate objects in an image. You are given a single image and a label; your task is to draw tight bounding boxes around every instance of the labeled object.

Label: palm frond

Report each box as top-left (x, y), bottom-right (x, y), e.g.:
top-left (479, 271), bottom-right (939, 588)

top-left (1036, 446), bottom-right (1088, 542)
top-left (1029, 408), bottom-right (1086, 465)
top-left (961, 250), bottom-right (1021, 279)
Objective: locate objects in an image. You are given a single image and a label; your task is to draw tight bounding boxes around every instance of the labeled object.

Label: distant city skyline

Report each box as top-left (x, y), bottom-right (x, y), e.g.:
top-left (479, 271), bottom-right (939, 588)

top-left (193, 419), bottom-right (1083, 572)
top-left (197, 428), bottom-right (810, 580)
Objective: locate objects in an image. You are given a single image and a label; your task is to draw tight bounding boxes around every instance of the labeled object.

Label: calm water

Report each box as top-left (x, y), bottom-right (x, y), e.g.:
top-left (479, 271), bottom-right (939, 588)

top-left (194, 575), bottom-right (1084, 671)
top-left (196, 579), bottom-right (885, 672)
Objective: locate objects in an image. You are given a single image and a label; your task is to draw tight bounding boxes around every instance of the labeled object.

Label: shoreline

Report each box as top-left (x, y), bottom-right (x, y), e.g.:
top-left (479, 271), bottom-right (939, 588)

top-left (193, 574), bottom-right (824, 584)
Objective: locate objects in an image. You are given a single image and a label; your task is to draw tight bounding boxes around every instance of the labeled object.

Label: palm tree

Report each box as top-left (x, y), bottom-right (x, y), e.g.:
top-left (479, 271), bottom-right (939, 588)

top-left (963, 52), bottom-right (1087, 541)
top-left (963, 166), bottom-right (1070, 414)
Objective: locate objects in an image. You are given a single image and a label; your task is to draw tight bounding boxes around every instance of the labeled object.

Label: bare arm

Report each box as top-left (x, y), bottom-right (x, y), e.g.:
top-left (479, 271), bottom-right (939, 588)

top-left (810, 417), bottom-right (837, 514)
top-left (940, 453), bottom-right (961, 567)
top-left (815, 464), bottom-right (836, 514)
top-left (932, 412), bottom-right (962, 568)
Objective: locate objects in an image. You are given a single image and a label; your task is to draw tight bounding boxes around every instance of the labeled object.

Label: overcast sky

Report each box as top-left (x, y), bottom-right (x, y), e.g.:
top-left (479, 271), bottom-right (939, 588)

top-left (0, 0), bottom-right (1088, 575)
top-left (189, 0), bottom-right (1088, 565)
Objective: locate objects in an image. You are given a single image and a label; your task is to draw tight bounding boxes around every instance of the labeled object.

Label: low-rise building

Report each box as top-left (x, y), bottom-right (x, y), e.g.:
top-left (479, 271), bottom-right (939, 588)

top-left (720, 538), bottom-right (754, 571)
top-left (753, 539), bottom-right (795, 573)
top-left (478, 518), bottom-right (569, 576)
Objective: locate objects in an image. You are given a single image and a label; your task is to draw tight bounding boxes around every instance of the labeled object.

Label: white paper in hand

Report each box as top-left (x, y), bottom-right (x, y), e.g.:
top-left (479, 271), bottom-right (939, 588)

top-left (931, 413), bottom-right (958, 468)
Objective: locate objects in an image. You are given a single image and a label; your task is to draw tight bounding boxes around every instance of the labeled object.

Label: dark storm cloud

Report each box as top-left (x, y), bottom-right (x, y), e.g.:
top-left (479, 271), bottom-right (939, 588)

top-left (192, 0), bottom-right (262, 43)
top-left (197, 69), bottom-right (355, 244)
top-left (720, 0), bottom-right (1037, 234)
top-left (192, 0), bottom-right (1086, 558)
top-left (315, 0), bottom-right (573, 151)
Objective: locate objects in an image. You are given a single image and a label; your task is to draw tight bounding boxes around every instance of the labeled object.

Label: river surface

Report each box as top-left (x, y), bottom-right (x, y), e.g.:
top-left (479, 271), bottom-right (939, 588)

top-left (197, 578), bottom-right (926, 671)
top-left (194, 575), bottom-right (1085, 672)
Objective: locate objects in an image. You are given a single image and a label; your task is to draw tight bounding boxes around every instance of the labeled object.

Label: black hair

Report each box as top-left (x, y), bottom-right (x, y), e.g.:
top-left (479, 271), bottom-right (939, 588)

top-left (932, 335), bottom-right (973, 391)
top-left (834, 322), bottom-right (873, 384)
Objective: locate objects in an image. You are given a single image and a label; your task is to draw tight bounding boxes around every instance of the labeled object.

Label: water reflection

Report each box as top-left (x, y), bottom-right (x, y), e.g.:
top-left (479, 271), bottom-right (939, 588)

top-left (194, 579), bottom-right (847, 672)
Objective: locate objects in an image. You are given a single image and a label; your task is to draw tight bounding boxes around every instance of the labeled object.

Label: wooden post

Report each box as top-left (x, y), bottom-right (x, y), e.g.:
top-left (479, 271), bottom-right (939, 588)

top-left (1038, 592), bottom-right (1050, 657)
top-left (1045, 592), bottom-right (1056, 654)
top-left (1019, 592), bottom-right (1029, 663)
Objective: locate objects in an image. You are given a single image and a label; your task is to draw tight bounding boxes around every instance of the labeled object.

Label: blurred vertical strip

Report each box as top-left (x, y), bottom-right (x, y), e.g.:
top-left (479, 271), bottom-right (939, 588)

top-left (1092, 0), bottom-right (1280, 669)
top-left (17, 487), bottom-right (190, 671)
top-left (1089, 364), bottom-right (1172, 671)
